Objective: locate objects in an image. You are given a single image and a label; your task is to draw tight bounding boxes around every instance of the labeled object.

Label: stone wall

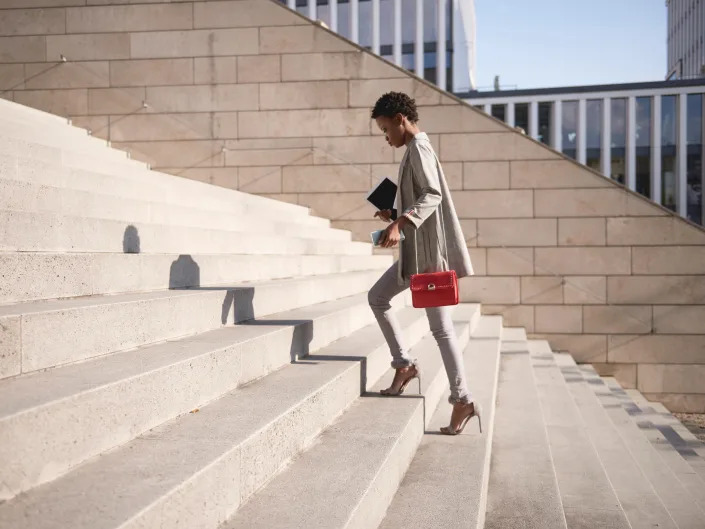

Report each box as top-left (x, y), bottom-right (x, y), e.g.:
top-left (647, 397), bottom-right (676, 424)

top-left (2, 0), bottom-right (705, 412)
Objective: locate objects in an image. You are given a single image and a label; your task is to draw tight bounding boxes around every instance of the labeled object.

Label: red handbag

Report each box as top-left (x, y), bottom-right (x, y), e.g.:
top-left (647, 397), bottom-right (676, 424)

top-left (410, 269), bottom-right (458, 308)
top-left (408, 204), bottom-right (459, 309)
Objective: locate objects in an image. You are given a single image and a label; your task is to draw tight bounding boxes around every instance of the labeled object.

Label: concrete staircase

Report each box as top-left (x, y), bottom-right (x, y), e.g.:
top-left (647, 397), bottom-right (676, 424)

top-left (1, 98), bottom-right (704, 529)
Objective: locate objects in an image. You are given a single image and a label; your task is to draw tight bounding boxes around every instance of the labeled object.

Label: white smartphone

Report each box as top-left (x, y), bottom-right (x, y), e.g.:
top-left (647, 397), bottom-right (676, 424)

top-left (370, 229), bottom-right (405, 247)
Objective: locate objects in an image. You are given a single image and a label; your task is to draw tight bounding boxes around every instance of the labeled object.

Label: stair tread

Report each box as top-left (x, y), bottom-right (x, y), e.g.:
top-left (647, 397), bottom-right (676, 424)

top-left (378, 318), bottom-right (502, 529)
top-left (221, 322), bottom-right (470, 529)
top-left (0, 310), bottom-right (434, 529)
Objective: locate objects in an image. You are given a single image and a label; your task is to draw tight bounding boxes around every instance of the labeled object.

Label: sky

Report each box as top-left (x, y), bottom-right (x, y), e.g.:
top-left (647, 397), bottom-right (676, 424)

top-left (474, 0), bottom-right (668, 90)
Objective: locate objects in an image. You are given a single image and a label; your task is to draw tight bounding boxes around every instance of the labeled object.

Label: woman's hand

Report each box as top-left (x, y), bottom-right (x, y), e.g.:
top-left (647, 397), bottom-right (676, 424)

top-left (379, 217), bottom-right (409, 248)
top-left (374, 209), bottom-right (393, 223)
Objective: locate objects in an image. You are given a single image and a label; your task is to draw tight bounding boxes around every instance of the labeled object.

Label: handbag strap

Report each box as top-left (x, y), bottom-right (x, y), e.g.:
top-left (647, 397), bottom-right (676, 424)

top-left (412, 194), bottom-right (450, 275)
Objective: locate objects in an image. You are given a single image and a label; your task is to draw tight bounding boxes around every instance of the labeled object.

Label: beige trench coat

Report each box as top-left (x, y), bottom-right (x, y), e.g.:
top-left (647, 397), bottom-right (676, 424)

top-left (395, 132), bottom-right (474, 285)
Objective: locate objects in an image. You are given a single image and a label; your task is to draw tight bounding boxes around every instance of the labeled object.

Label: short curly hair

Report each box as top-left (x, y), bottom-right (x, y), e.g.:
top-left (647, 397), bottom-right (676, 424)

top-left (370, 92), bottom-right (419, 123)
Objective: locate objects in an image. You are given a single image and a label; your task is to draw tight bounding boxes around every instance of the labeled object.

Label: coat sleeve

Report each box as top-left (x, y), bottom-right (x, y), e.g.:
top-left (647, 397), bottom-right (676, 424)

top-left (401, 143), bottom-right (443, 229)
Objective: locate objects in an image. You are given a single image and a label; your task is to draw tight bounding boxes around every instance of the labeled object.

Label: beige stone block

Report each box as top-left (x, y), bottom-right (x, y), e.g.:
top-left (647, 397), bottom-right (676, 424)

top-left (66, 4), bottom-right (192, 33)
top-left (535, 247), bottom-right (631, 275)
top-left (70, 115), bottom-right (109, 139)
top-left (468, 248), bottom-right (487, 276)
top-left (297, 192), bottom-right (375, 220)
top-left (535, 188), bottom-right (626, 217)
top-left (591, 363), bottom-right (637, 389)
top-left (608, 334), bottom-right (705, 364)
top-left (653, 306), bottom-right (705, 334)
top-left (88, 87), bottom-right (146, 115)
top-left (440, 132), bottom-right (560, 162)
top-left (632, 246), bottom-right (705, 275)
top-left (583, 305), bottom-right (652, 334)
top-left (213, 112), bottom-right (239, 139)
top-left (194, 0), bottom-right (303, 28)
top-left (131, 28), bottom-right (259, 59)
top-left (281, 52), bottom-right (404, 82)
top-left (111, 58), bottom-right (194, 87)
top-left (530, 333), bottom-right (607, 363)
top-left (0, 8), bottom-right (65, 36)
top-left (521, 276), bottom-right (563, 304)
top-left (157, 167), bottom-right (237, 188)
top-left (329, 220), bottom-right (379, 241)
top-left (261, 193), bottom-right (299, 206)
top-left (418, 105), bottom-right (507, 134)
top-left (0, 35), bottom-right (46, 63)
top-left (145, 84), bottom-right (258, 113)
top-left (509, 160), bottom-right (610, 189)
top-left (208, 168), bottom-right (239, 189)
top-left (563, 276), bottom-right (606, 305)
top-left (642, 393), bottom-right (705, 413)
top-left (370, 164), bottom-right (399, 185)
top-left (237, 55), bottom-right (279, 83)
top-left (482, 304), bottom-right (535, 333)
top-left (638, 364), bottom-right (705, 394)
top-left (225, 138), bottom-right (313, 151)
top-left (460, 219), bottom-right (478, 246)
top-left (225, 148), bottom-right (312, 167)
top-left (0, 316), bottom-right (21, 379)
top-left (109, 113), bottom-right (213, 142)
top-left (607, 217), bottom-right (705, 246)
top-left (239, 109), bottom-right (371, 138)
top-left (113, 140), bottom-right (225, 168)
top-left (312, 136), bottom-right (392, 165)
top-left (463, 161), bottom-right (510, 190)
top-left (349, 78), bottom-right (442, 108)
top-left (535, 305), bottom-right (582, 334)
top-left (607, 276), bottom-right (705, 304)
top-left (284, 164), bottom-right (370, 193)
top-left (453, 190), bottom-right (533, 218)
top-left (194, 57), bottom-right (237, 85)
top-left (259, 25), bottom-right (351, 54)
top-left (260, 80), bottom-right (348, 110)
top-left (487, 247), bottom-right (533, 275)
top-left (626, 193), bottom-right (669, 216)
top-left (238, 166), bottom-right (282, 194)
top-left (441, 163), bottom-right (463, 190)
top-left (0, 0), bottom-right (82, 7)
top-left (14, 88), bottom-right (87, 117)
top-left (24, 62), bottom-right (109, 89)
top-left (478, 219), bottom-right (557, 247)
top-left (558, 218), bottom-right (606, 246)
top-left (47, 34), bottom-right (130, 61)
top-left (458, 276), bottom-right (521, 304)
top-left (0, 64), bottom-right (23, 90)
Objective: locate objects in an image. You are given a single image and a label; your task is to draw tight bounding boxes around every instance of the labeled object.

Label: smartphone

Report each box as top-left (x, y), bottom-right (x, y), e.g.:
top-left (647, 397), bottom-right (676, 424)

top-left (370, 229), bottom-right (405, 246)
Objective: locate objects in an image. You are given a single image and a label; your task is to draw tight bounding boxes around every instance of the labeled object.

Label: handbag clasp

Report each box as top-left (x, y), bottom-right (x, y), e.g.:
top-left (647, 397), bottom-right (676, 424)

top-left (427, 283), bottom-right (436, 291)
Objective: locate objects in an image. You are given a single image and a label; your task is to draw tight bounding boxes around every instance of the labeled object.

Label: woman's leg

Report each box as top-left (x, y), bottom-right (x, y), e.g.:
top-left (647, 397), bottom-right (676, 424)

top-left (368, 262), bottom-right (414, 368)
top-left (425, 305), bottom-right (471, 404)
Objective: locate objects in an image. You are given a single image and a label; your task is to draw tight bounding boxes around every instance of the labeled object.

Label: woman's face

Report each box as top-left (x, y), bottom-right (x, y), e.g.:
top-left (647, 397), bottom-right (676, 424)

top-left (375, 114), bottom-right (405, 148)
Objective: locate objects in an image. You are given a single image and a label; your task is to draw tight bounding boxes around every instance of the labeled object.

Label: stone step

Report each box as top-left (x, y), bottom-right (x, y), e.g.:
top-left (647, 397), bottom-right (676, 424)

top-left (0, 209), bottom-right (370, 254)
top-left (378, 315), bottom-right (503, 529)
top-left (527, 341), bottom-right (632, 529)
top-left (623, 386), bottom-right (705, 482)
top-left (221, 321), bottom-right (473, 529)
top-left (0, 152), bottom-right (326, 227)
top-left (0, 311), bottom-right (469, 529)
top-left (553, 353), bottom-right (681, 529)
top-left (1, 125), bottom-right (128, 161)
top-left (0, 252), bottom-right (393, 304)
top-left (483, 331), bottom-right (567, 529)
top-left (0, 179), bottom-right (351, 242)
top-left (0, 295), bottom-right (423, 501)
top-left (580, 370), bottom-right (705, 519)
top-left (0, 269), bottom-right (385, 378)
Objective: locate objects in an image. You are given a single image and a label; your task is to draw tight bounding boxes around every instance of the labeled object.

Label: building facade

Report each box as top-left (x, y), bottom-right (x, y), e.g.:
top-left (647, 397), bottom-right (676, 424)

top-left (667, 0), bottom-right (705, 79)
top-left (462, 79), bottom-right (705, 226)
top-left (279, 0), bottom-right (476, 92)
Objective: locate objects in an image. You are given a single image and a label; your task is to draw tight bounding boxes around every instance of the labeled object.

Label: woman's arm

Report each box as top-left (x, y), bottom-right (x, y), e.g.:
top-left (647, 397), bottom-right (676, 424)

top-left (401, 143), bottom-right (442, 229)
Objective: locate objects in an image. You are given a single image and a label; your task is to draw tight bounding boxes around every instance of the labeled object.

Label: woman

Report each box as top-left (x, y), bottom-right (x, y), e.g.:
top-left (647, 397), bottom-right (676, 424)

top-left (368, 92), bottom-right (481, 436)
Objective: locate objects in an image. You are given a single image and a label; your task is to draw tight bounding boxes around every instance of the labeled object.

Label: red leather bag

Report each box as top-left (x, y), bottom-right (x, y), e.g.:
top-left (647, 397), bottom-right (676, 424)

top-left (408, 204), bottom-right (459, 309)
top-left (410, 269), bottom-right (458, 308)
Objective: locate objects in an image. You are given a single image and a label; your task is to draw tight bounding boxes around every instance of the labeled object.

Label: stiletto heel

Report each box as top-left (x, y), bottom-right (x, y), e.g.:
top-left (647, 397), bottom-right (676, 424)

top-left (380, 364), bottom-right (421, 396)
top-left (441, 402), bottom-right (482, 436)
top-left (416, 373), bottom-right (422, 395)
